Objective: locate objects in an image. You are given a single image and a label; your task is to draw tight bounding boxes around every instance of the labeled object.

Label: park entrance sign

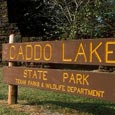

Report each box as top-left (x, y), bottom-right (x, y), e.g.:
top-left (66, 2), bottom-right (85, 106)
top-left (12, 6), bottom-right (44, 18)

top-left (2, 38), bottom-right (115, 103)
top-left (3, 66), bottom-right (115, 102)
top-left (2, 38), bottom-right (115, 66)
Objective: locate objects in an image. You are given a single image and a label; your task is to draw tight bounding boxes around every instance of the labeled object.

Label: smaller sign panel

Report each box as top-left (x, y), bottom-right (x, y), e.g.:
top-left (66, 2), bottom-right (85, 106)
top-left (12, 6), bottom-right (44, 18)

top-left (3, 66), bottom-right (115, 102)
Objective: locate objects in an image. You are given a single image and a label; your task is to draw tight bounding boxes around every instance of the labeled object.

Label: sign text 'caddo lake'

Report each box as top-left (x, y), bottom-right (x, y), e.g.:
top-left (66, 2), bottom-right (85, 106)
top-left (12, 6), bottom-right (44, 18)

top-left (2, 38), bottom-right (115, 66)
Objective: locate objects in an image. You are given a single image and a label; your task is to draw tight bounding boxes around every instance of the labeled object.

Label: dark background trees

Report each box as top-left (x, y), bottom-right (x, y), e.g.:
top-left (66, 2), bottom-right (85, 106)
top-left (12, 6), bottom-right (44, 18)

top-left (7, 0), bottom-right (115, 40)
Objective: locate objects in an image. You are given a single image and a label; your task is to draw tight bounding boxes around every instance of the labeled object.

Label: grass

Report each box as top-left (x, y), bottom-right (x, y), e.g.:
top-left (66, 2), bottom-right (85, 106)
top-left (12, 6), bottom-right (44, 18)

top-left (0, 67), bottom-right (115, 115)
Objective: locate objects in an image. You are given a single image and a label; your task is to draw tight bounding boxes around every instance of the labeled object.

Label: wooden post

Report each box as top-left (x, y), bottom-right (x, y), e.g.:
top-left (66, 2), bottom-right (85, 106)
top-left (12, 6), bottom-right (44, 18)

top-left (8, 34), bottom-right (18, 104)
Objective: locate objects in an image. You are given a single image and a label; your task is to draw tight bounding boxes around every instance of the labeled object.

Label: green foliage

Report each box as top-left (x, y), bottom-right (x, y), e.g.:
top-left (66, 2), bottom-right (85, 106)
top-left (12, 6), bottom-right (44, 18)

top-left (42, 0), bottom-right (115, 39)
top-left (8, 0), bottom-right (115, 40)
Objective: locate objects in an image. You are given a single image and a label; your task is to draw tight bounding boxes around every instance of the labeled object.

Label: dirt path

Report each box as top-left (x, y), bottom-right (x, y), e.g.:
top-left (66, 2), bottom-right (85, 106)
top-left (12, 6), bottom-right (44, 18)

top-left (0, 100), bottom-right (77, 115)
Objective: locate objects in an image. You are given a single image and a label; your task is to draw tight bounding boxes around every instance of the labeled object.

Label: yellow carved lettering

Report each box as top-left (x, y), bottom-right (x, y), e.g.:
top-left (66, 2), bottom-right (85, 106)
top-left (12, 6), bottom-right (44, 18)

top-left (23, 69), bottom-right (48, 81)
top-left (106, 42), bottom-right (115, 63)
top-left (43, 44), bottom-right (52, 61)
top-left (63, 72), bottom-right (69, 82)
top-left (32, 70), bottom-right (38, 79)
top-left (90, 42), bottom-right (102, 62)
top-left (69, 73), bottom-right (75, 83)
top-left (43, 71), bottom-right (48, 81)
top-left (9, 45), bottom-right (16, 59)
top-left (24, 69), bottom-right (27, 78)
top-left (74, 43), bottom-right (87, 62)
top-left (26, 45), bottom-right (33, 60)
top-left (34, 44), bottom-right (42, 61)
top-left (16, 45), bottom-right (24, 60)
top-left (62, 43), bottom-right (72, 62)
top-left (63, 72), bottom-right (89, 86)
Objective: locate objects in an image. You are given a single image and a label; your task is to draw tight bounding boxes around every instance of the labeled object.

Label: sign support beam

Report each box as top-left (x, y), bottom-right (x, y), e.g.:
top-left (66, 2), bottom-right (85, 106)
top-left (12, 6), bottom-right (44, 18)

top-left (8, 34), bottom-right (18, 104)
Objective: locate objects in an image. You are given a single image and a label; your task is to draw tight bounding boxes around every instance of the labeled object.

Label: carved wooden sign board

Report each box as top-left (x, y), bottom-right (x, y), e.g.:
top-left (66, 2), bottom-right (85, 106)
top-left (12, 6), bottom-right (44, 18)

top-left (2, 38), bottom-right (115, 102)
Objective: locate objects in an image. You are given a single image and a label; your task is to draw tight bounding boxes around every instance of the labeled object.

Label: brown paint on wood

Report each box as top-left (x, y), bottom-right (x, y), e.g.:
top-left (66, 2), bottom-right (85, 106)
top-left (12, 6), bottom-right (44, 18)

top-left (3, 66), bottom-right (115, 102)
top-left (2, 38), bottom-right (115, 66)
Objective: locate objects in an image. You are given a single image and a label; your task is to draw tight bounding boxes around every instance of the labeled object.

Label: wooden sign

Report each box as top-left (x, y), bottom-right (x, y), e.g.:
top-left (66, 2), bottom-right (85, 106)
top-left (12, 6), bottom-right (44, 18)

top-left (2, 38), bottom-right (115, 66)
top-left (3, 66), bottom-right (115, 102)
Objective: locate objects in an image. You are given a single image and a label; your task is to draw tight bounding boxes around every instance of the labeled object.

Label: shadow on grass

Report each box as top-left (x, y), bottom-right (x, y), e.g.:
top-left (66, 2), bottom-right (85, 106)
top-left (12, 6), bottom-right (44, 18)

top-left (27, 100), bottom-right (115, 115)
top-left (0, 95), bottom-right (7, 100)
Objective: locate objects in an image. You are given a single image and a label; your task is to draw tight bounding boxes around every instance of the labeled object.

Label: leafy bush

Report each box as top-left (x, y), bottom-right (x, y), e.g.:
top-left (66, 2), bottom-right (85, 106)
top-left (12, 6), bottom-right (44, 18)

top-left (8, 0), bottom-right (115, 40)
